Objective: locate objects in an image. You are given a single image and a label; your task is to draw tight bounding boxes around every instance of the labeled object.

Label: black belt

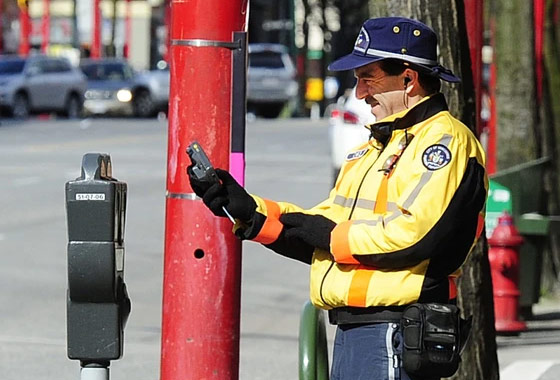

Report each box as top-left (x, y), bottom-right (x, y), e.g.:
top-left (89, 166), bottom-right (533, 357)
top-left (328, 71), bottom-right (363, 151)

top-left (328, 306), bottom-right (406, 325)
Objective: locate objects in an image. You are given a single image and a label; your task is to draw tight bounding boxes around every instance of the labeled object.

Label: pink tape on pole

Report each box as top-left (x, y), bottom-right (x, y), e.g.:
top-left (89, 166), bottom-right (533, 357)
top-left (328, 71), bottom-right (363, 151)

top-left (230, 152), bottom-right (245, 187)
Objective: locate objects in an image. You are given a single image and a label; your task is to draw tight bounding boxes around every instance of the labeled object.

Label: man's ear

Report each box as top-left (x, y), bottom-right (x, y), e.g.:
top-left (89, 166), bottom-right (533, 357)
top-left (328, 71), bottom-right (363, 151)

top-left (402, 69), bottom-right (418, 94)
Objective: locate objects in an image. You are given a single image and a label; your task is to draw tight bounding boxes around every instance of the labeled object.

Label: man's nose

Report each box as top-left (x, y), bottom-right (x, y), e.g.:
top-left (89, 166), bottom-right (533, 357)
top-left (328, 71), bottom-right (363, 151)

top-left (355, 79), bottom-right (368, 99)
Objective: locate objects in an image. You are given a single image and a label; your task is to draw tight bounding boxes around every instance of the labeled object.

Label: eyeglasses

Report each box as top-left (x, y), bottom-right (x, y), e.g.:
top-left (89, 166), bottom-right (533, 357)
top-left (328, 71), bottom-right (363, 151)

top-left (379, 133), bottom-right (414, 175)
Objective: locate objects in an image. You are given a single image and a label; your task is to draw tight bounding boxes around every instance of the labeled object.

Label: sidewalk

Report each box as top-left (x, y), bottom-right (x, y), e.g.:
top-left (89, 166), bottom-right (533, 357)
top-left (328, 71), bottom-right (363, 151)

top-left (498, 295), bottom-right (560, 380)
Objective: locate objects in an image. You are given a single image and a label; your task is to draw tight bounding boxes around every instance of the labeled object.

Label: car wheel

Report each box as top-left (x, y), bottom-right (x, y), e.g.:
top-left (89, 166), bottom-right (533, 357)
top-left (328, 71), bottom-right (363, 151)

top-left (65, 95), bottom-right (82, 119)
top-left (133, 90), bottom-right (154, 118)
top-left (260, 103), bottom-right (284, 118)
top-left (12, 93), bottom-right (30, 119)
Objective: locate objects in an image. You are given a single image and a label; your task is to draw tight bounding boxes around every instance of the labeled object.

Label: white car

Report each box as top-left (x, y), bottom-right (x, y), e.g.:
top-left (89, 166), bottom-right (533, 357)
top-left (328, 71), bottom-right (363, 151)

top-left (328, 87), bottom-right (375, 182)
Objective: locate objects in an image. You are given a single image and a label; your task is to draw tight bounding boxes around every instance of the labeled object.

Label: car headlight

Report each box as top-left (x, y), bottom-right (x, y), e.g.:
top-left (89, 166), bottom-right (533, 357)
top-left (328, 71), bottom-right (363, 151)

top-left (116, 89), bottom-right (132, 102)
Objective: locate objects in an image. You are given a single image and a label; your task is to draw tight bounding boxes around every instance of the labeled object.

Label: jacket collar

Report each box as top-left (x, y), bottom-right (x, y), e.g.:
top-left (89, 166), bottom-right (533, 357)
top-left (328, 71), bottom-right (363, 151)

top-left (367, 92), bottom-right (448, 146)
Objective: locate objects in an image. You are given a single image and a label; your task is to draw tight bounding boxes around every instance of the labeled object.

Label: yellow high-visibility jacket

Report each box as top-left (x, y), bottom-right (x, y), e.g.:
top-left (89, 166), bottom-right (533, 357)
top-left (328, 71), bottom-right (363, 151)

top-left (238, 93), bottom-right (488, 310)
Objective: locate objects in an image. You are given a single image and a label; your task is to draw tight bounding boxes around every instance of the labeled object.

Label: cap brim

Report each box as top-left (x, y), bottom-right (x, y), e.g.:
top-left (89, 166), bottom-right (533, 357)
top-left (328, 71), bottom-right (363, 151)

top-left (328, 53), bottom-right (461, 83)
top-left (411, 63), bottom-right (462, 83)
top-left (437, 71), bottom-right (461, 83)
top-left (327, 53), bottom-right (384, 72)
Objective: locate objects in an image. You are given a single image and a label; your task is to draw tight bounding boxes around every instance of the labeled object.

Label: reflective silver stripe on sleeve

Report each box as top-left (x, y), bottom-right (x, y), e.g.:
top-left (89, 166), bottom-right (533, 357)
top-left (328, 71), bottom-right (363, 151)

top-left (438, 134), bottom-right (453, 147)
top-left (333, 195), bottom-right (354, 208)
top-left (353, 217), bottom-right (383, 226)
top-left (402, 134), bottom-right (453, 210)
top-left (355, 198), bottom-right (375, 210)
top-left (333, 196), bottom-right (400, 213)
top-left (384, 208), bottom-right (409, 225)
top-left (385, 202), bottom-right (400, 212)
top-left (403, 171), bottom-right (434, 210)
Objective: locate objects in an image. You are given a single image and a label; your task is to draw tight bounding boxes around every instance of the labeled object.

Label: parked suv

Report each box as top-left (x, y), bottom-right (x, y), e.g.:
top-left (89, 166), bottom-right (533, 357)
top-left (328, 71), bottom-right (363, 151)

top-left (247, 43), bottom-right (298, 118)
top-left (132, 66), bottom-right (170, 117)
top-left (80, 58), bottom-right (136, 116)
top-left (0, 55), bottom-right (87, 118)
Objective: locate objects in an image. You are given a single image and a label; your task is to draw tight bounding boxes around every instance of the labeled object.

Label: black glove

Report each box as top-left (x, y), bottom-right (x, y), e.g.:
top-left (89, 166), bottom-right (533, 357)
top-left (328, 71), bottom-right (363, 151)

top-left (187, 164), bottom-right (215, 198)
top-left (280, 213), bottom-right (336, 251)
top-left (188, 167), bottom-right (256, 222)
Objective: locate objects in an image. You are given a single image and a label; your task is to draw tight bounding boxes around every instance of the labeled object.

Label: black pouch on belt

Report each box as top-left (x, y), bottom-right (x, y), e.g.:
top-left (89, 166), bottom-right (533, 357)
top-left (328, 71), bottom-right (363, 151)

top-left (401, 303), bottom-right (472, 378)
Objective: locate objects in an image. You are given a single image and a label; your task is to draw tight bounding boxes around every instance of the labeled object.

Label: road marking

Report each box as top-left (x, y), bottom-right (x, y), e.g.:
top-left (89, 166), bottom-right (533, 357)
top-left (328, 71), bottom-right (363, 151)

top-left (12, 176), bottom-right (41, 186)
top-left (0, 335), bottom-right (65, 347)
top-left (24, 133), bottom-right (162, 153)
top-left (501, 360), bottom-right (557, 380)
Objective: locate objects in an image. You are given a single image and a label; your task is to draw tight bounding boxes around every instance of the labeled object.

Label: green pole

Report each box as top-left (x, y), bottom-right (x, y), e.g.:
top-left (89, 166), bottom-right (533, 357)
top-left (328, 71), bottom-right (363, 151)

top-left (298, 301), bottom-right (329, 380)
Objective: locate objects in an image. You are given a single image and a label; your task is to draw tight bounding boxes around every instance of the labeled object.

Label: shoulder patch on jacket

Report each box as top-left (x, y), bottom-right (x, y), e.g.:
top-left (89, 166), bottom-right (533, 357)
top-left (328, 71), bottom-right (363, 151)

top-left (346, 148), bottom-right (369, 161)
top-left (422, 144), bottom-right (452, 170)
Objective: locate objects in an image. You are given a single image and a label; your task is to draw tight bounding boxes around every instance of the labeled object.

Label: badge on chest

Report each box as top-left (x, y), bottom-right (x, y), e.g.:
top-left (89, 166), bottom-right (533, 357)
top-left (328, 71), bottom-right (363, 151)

top-left (346, 148), bottom-right (369, 161)
top-left (422, 144), bottom-right (452, 170)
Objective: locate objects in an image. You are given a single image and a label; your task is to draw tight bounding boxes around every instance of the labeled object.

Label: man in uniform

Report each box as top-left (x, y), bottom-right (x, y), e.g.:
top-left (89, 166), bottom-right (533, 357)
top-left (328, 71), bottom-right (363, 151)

top-left (188, 16), bottom-right (487, 380)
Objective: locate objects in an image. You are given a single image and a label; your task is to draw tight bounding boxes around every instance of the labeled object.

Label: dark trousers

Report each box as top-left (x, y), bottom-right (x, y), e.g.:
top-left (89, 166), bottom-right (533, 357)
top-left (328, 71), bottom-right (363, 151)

top-left (331, 322), bottom-right (440, 380)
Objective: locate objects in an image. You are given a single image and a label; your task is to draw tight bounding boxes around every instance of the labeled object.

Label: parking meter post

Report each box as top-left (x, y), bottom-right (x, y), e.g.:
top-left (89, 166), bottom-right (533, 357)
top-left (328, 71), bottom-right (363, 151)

top-left (161, 1), bottom-right (248, 379)
top-left (80, 363), bottom-right (109, 380)
top-left (66, 153), bottom-right (130, 378)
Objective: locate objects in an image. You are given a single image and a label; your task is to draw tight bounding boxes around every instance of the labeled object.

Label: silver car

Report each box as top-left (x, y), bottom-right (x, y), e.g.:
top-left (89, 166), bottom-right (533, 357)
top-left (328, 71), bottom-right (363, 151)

top-left (0, 55), bottom-right (87, 119)
top-left (132, 67), bottom-right (170, 117)
top-left (80, 59), bottom-right (136, 116)
top-left (247, 43), bottom-right (298, 118)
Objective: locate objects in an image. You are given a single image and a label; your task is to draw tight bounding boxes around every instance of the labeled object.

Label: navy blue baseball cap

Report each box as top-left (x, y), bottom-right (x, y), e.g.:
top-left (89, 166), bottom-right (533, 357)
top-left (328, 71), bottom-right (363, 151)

top-left (328, 17), bottom-right (460, 83)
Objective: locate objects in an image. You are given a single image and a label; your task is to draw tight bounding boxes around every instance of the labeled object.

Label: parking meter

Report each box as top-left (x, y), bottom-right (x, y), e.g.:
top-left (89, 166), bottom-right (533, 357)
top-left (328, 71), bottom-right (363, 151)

top-left (66, 153), bottom-right (131, 379)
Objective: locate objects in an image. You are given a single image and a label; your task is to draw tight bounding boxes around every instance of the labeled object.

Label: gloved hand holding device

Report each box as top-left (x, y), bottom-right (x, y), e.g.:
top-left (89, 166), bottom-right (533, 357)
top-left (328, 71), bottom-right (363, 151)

top-left (280, 212), bottom-right (336, 252)
top-left (186, 141), bottom-right (256, 223)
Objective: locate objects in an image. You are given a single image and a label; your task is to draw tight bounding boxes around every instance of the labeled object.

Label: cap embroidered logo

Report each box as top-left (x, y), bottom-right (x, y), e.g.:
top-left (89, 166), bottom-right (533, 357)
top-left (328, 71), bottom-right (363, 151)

top-left (354, 28), bottom-right (370, 53)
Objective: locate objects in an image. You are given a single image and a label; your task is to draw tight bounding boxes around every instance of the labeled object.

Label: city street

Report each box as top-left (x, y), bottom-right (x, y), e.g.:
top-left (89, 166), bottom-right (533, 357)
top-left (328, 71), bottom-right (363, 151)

top-left (0, 116), bottom-right (332, 379)
top-left (1, 116), bottom-right (559, 379)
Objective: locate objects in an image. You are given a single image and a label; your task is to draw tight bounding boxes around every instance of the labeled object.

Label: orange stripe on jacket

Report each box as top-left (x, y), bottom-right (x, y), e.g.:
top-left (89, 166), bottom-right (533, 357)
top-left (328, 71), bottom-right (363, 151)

top-left (374, 175), bottom-right (388, 214)
top-left (254, 199), bottom-right (283, 244)
top-left (347, 267), bottom-right (374, 307)
top-left (331, 221), bottom-right (360, 264)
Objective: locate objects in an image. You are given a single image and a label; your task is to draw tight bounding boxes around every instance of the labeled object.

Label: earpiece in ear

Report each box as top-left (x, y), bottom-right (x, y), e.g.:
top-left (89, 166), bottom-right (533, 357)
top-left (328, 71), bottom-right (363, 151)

top-left (404, 77), bottom-right (411, 86)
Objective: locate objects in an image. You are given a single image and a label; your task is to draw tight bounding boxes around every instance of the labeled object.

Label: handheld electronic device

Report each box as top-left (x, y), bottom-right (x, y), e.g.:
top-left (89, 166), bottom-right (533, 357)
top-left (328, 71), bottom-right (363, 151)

top-left (187, 141), bottom-right (235, 223)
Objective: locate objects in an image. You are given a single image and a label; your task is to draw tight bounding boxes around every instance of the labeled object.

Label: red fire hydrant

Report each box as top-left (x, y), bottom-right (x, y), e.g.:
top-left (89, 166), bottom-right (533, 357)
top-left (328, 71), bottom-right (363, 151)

top-left (488, 212), bottom-right (527, 333)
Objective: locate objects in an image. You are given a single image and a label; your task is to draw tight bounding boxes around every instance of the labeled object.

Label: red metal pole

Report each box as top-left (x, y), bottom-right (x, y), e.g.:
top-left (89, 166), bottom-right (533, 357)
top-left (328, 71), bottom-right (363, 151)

top-left (91, 0), bottom-right (101, 58)
top-left (534, 0), bottom-right (545, 104)
top-left (18, 0), bottom-right (30, 56)
top-left (160, 0), bottom-right (248, 379)
top-left (41, 0), bottom-right (50, 54)
top-left (487, 17), bottom-right (497, 174)
top-left (463, 0), bottom-right (484, 137)
top-left (123, 0), bottom-right (131, 58)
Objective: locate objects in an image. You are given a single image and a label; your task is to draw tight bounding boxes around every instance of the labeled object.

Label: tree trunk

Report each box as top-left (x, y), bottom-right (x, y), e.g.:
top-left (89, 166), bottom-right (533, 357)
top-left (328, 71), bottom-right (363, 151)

top-left (330, 0), bottom-right (370, 96)
top-left (368, 2), bottom-right (499, 379)
top-left (493, 0), bottom-right (537, 168)
top-left (541, 0), bottom-right (560, 294)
